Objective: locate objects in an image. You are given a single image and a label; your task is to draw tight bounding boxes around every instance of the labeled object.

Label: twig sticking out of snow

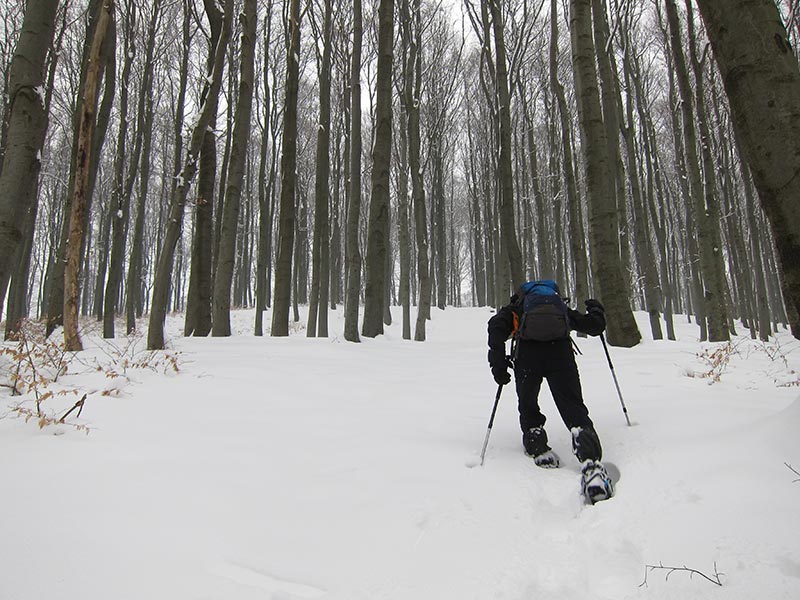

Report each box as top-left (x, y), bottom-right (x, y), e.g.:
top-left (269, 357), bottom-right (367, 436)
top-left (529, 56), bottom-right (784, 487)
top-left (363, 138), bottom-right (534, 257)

top-left (785, 462), bottom-right (800, 483)
top-left (640, 562), bottom-right (724, 587)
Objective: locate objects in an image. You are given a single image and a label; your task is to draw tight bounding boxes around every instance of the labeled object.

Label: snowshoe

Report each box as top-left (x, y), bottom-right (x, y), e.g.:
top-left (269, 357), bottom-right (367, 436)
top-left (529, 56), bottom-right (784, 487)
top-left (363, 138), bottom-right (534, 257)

top-left (581, 460), bottom-right (614, 504)
top-left (531, 449), bottom-right (561, 468)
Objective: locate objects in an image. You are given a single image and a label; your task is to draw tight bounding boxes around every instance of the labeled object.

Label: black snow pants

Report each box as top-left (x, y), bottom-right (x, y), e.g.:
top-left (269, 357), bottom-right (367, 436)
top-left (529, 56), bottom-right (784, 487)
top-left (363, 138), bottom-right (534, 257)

top-left (513, 338), bottom-right (594, 434)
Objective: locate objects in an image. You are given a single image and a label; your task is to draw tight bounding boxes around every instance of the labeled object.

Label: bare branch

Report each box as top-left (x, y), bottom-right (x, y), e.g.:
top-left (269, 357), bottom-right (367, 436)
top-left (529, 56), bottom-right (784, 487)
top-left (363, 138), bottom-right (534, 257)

top-left (640, 562), bottom-right (724, 588)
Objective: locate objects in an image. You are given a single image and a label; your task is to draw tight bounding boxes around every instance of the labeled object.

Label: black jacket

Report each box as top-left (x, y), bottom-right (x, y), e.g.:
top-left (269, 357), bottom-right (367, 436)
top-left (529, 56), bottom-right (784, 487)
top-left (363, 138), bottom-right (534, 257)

top-left (487, 299), bottom-right (605, 369)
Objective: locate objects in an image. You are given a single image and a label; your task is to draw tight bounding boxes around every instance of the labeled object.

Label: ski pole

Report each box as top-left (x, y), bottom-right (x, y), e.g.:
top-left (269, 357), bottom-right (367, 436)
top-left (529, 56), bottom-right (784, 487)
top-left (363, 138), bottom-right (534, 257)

top-left (600, 333), bottom-right (632, 426)
top-left (479, 383), bottom-right (505, 466)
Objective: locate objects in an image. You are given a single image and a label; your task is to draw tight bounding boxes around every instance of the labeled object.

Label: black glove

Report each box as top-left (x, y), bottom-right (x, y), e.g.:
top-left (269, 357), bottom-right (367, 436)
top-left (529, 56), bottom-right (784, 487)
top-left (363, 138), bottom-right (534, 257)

top-left (585, 298), bottom-right (605, 318)
top-left (490, 357), bottom-right (513, 386)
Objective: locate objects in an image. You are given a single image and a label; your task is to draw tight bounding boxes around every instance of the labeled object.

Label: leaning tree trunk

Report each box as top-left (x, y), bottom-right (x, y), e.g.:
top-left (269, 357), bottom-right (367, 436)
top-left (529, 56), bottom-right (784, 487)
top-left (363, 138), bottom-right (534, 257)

top-left (212, 0), bottom-right (257, 337)
top-left (362, 0), bottom-right (394, 338)
top-left (694, 0), bottom-right (800, 339)
top-left (63, 0), bottom-right (114, 352)
top-left (270, 0), bottom-right (302, 337)
top-left (147, 0), bottom-right (231, 350)
top-left (569, 0), bottom-right (640, 347)
top-left (0, 0), bottom-right (60, 316)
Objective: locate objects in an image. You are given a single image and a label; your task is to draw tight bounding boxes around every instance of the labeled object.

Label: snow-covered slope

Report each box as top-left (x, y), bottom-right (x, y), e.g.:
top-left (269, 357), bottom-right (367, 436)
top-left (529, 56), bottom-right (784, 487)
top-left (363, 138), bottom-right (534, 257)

top-left (1, 307), bottom-right (798, 599)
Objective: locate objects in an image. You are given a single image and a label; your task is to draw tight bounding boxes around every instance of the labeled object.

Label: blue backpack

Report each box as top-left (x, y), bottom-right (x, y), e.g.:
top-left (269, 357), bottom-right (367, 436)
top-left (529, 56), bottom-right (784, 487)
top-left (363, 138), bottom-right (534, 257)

top-left (512, 280), bottom-right (571, 342)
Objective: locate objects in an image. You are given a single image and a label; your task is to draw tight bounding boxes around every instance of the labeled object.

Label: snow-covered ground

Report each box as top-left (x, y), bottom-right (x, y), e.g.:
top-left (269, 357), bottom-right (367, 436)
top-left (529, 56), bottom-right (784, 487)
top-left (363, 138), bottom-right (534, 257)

top-left (1, 306), bottom-right (799, 599)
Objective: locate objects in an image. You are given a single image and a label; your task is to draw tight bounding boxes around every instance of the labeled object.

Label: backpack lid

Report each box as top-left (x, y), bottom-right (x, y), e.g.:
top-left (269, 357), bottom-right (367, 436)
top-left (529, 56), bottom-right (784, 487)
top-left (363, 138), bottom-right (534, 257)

top-left (520, 279), bottom-right (560, 297)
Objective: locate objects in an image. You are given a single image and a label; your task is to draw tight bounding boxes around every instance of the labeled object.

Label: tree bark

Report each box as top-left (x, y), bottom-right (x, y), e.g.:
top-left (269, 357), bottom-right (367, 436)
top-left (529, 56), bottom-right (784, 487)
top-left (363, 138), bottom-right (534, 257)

top-left (550, 0), bottom-right (588, 307)
top-left (103, 1), bottom-right (150, 338)
top-left (488, 0), bottom-right (524, 290)
top-left (270, 0), bottom-right (302, 337)
top-left (361, 0), bottom-right (393, 338)
top-left (694, 0), bottom-right (800, 338)
top-left (147, 0), bottom-right (231, 350)
top-left (63, 0), bottom-right (114, 351)
top-left (343, 0), bottom-right (363, 342)
top-left (212, 0), bottom-right (257, 336)
top-left (307, 0), bottom-right (333, 338)
top-left (570, 0), bottom-right (640, 347)
top-left (0, 0), bottom-right (59, 320)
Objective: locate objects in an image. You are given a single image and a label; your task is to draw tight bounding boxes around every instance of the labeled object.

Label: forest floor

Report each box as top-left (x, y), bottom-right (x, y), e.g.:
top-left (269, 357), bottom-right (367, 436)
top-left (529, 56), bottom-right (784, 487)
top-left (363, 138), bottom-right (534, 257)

top-left (1, 306), bottom-right (799, 599)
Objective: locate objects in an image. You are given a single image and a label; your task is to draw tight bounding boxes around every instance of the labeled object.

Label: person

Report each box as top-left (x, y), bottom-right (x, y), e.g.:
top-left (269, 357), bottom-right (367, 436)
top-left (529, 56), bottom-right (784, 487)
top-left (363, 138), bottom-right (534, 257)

top-left (486, 279), bottom-right (613, 502)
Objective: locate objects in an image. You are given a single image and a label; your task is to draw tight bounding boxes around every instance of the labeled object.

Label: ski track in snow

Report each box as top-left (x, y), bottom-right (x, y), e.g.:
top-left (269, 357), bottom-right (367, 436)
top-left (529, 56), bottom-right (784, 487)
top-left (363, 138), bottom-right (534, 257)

top-left (1, 307), bottom-right (799, 599)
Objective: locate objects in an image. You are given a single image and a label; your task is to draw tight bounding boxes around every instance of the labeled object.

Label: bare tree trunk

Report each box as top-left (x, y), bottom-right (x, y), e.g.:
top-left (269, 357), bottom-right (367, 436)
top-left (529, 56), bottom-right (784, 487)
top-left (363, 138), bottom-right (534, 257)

top-left (46, 0), bottom-right (116, 337)
top-left (618, 10), bottom-right (663, 340)
top-left (343, 0), bottom-right (363, 342)
top-left (308, 0), bottom-right (333, 338)
top-left (104, 0), bottom-right (151, 338)
top-left (126, 93), bottom-right (155, 334)
top-left (185, 1), bottom-right (225, 337)
top-left (147, 0), bottom-right (232, 350)
top-left (213, 0), bottom-right (257, 336)
top-left (0, 0), bottom-right (59, 317)
top-left (362, 0), bottom-right (393, 338)
top-left (404, 0), bottom-right (431, 340)
top-left (488, 0), bottom-right (524, 289)
top-left (694, 0), bottom-right (800, 338)
top-left (397, 103), bottom-right (412, 339)
top-left (683, 0), bottom-right (730, 340)
top-left (270, 0), bottom-right (302, 337)
top-left (255, 5), bottom-right (276, 336)
top-left (664, 0), bottom-right (729, 341)
top-left (63, 0), bottom-right (114, 351)
top-left (465, 101), bottom-right (487, 306)
top-left (3, 0), bottom-right (66, 338)
top-left (570, 0), bottom-right (640, 347)
top-left (550, 0), bottom-right (588, 307)
top-left (591, 0), bottom-right (630, 279)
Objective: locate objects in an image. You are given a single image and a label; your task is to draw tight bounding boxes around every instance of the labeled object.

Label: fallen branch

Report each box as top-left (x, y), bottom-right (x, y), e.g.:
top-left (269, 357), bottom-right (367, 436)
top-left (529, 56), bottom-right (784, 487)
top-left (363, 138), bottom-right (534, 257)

top-left (58, 394), bottom-right (87, 424)
top-left (786, 462), bottom-right (800, 483)
top-left (640, 562), bottom-right (723, 587)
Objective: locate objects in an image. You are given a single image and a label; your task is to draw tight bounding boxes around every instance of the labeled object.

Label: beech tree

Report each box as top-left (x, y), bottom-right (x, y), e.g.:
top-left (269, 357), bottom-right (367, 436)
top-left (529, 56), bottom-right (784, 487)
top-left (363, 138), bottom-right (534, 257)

top-left (0, 0), bottom-right (793, 351)
top-left (212, 0), bottom-right (257, 337)
top-left (307, 0), bottom-right (333, 338)
top-left (148, 0), bottom-right (232, 350)
top-left (63, 0), bottom-right (115, 351)
top-left (695, 0), bottom-right (800, 339)
top-left (569, 0), bottom-right (640, 347)
top-left (271, 0), bottom-right (302, 337)
top-left (0, 0), bottom-right (60, 334)
top-left (343, 0), bottom-right (363, 342)
top-left (362, 0), bottom-right (394, 338)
